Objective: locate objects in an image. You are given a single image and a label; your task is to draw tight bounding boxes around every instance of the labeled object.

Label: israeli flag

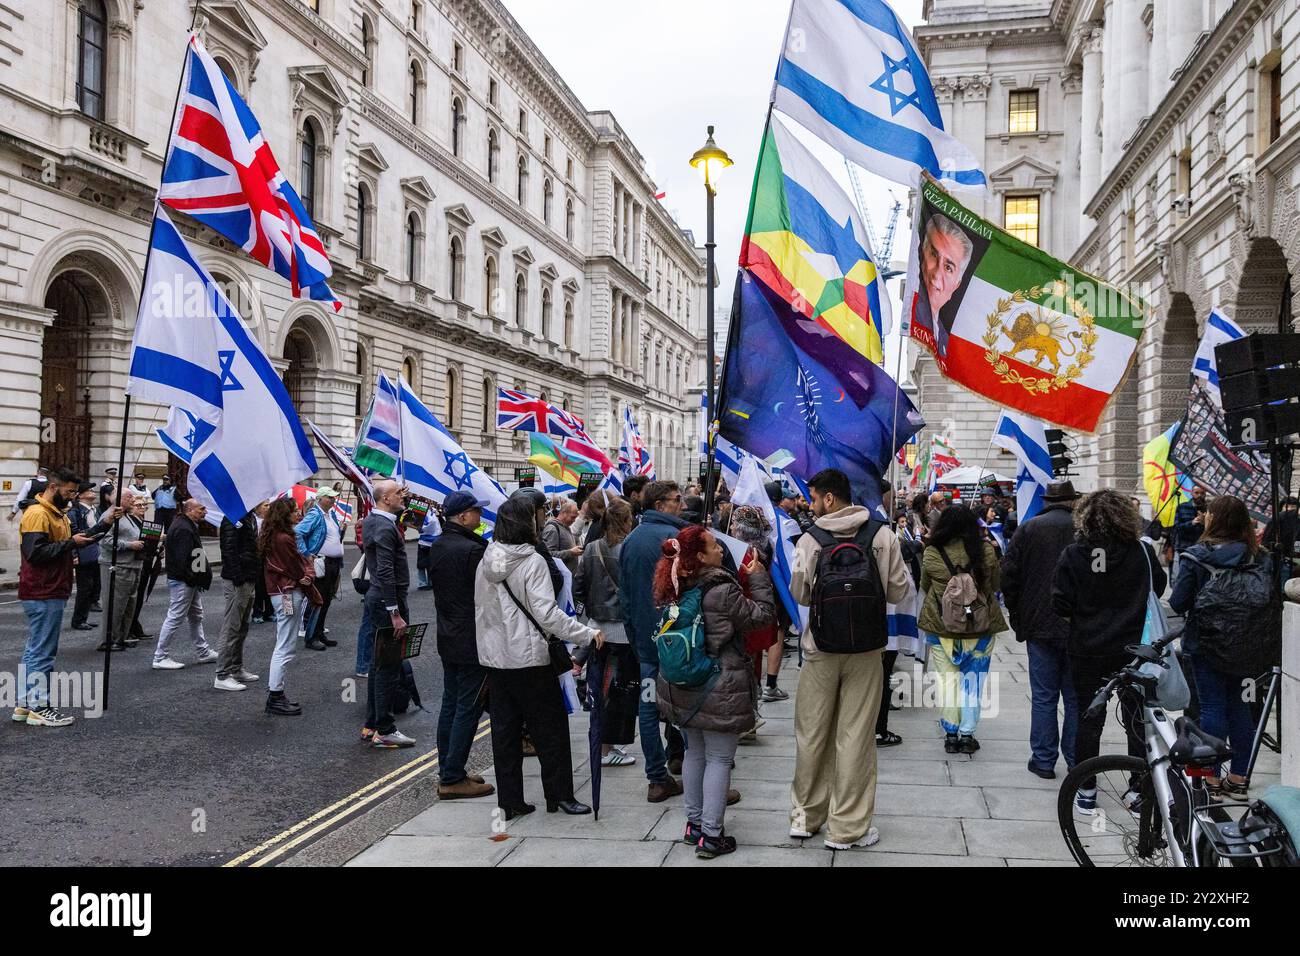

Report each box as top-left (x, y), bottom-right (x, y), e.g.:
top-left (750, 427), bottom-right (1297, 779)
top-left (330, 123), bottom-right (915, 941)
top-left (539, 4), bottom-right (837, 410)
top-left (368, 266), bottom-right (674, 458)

top-left (715, 435), bottom-right (771, 491)
top-left (1192, 308), bottom-right (1245, 408)
top-left (990, 411), bottom-right (1053, 524)
top-left (773, 0), bottom-right (986, 190)
top-left (127, 207), bottom-right (227, 422)
top-left (155, 307), bottom-right (317, 525)
top-left (395, 376), bottom-right (507, 525)
top-left (732, 457), bottom-right (808, 633)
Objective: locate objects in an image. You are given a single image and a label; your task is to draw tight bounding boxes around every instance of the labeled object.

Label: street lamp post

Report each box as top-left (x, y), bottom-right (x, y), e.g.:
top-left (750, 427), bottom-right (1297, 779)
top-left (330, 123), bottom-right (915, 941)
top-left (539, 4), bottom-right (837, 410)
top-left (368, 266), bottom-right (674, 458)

top-left (689, 126), bottom-right (731, 524)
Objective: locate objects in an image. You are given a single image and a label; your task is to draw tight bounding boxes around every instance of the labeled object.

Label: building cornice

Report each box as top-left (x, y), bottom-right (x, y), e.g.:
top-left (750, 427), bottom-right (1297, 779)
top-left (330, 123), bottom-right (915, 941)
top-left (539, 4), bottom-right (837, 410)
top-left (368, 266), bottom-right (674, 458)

top-left (250, 0), bottom-right (367, 72)
top-left (915, 16), bottom-right (1060, 55)
top-left (1085, 0), bottom-right (1268, 219)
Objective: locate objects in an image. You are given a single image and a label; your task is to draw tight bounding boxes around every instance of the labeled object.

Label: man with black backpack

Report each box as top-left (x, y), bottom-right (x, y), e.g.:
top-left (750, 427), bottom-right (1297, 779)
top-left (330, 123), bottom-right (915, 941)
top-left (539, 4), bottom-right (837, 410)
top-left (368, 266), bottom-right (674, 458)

top-left (788, 468), bottom-right (911, 851)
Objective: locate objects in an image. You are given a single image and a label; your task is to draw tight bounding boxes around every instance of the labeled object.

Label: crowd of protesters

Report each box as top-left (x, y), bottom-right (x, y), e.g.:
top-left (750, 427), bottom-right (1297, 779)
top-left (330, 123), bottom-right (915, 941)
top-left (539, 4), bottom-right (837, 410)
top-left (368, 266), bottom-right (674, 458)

top-left (7, 455), bottom-right (1283, 859)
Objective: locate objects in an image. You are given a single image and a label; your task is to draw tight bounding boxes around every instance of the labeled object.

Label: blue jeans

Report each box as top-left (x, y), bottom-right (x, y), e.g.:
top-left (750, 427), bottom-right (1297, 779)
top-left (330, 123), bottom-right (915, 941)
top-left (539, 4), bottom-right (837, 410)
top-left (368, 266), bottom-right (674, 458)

top-left (1027, 640), bottom-right (1078, 770)
top-left (438, 659), bottom-right (487, 784)
top-left (1192, 654), bottom-right (1253, 777)
top-left (355, 602), bottom-right (374, 676)
top-left (20, 598), bottom-right (66, 708)
top-left (639, 660), bottom-right (668, 783)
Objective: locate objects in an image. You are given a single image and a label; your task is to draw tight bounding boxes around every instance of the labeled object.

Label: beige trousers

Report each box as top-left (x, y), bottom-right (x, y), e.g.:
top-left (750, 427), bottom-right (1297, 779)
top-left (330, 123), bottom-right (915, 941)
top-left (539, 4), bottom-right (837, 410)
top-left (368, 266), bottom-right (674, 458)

top-left (790, 648), bottom-right (883, 844)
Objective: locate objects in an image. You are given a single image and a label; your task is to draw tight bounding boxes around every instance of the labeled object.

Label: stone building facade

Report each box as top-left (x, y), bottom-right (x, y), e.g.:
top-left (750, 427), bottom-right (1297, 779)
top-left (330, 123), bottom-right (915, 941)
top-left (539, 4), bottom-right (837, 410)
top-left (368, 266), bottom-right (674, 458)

top-left (915, 0), bottom-right (1298, 496)
top-left (0, 0), bottom-right (706, 530)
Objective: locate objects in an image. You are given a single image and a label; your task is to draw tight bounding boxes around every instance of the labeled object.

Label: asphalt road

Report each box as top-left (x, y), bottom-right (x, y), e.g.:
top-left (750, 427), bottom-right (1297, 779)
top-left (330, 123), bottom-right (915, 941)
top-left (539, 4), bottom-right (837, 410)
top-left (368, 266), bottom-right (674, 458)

top-left (0, 542), bottom-right (480, 866)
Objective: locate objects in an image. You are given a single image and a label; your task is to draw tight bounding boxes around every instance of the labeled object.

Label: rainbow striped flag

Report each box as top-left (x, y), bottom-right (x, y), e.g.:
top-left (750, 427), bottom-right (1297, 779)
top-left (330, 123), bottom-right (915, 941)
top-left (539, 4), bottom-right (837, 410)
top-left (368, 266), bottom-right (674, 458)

top-left (740, 116), bottom-right (889, 365)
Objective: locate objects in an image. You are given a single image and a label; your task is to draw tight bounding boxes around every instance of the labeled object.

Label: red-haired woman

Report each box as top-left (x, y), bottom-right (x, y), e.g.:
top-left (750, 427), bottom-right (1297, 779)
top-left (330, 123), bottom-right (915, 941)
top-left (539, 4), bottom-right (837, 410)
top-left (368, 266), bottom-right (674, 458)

top-left (654, 525), bottom-right (775, 859)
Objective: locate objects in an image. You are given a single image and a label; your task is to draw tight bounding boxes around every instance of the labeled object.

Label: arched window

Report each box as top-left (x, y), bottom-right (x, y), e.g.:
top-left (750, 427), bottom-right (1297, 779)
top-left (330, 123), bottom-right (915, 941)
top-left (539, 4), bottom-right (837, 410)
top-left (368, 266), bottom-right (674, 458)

top-left (299, 121), bottom-right (318, 219)
top-left (517, 155), bottom-right (528, 206)
top-left (213, 56), bottom-right (239, 94)
top-left (360, 15), bottom-right (375, 88)
top-left (565, 198), bottom-right (575, 243)
top-left (451, 96), bottom-right (464, 157)
top-left (543, 178), bottom-right (553, 226)
top-left (483, 254), bottom-right (497, 315)
top-left (448, 234), bottom-right (463, 299)
top-left (445, 366), bottom-right (460, 428)
top-left (282, 327), bottom-right (316, 412)
top-left (514, 273), bottom-right (526, 327)
top-left (77, 0), bottom-right (107, 120)
top-left (408, 60), bottom-right (421, 124)
top-left (482, 376), bottom-right (495, 431)
top-left (356, 183), bottom-right (371, 260)
top-left (487, 128), bottom-right (499, 184)
top-left (405, 212), bottom-right (419, 281)
top-left (563, 298), bottom-right (574, 348)
top-left (540, 287), bottom-right (552, 340)
top-left (402, 355), bottom-right (418, 389)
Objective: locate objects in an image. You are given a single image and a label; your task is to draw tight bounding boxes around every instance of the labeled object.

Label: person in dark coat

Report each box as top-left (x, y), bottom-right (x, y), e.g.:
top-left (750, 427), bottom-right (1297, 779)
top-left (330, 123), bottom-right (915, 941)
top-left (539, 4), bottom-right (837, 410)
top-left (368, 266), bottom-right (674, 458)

top-left (68, 482), bottom-right (102, 630)
top-left (1052, 489), bottom-right (1166, 814)
top-left (361, 479), bottom-right (414, 747)
top-left (1171, 486), bottom-right (1207, 559)
top-left (654, 525), bottom-right (775, 859)
top-left (153, 498), bottom-right (216, 670)
top-left (1001, 480), bottom-right (1081, 779)
top-left (215, 508), bottom-right (263, 690)
top-left (619, 480), bottom-right (690, 802)
top-left (427, 491), bottom-right (493, 800)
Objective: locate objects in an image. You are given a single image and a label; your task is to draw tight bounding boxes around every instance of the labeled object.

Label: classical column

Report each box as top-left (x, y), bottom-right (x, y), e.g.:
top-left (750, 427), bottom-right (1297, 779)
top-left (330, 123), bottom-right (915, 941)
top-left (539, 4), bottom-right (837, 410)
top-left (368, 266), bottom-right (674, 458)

top-left (1149, 0), bottom-right (1169, 114)
top-left (612, 185), bottom-right (622, 260)
top-left (611, 289), bottom-right (621, 362)
top-left (1102, 1), bottom-right (1119, 171)
top-left (1115, 0), bottom-right (1150, 154)
top-left (1079, 24), bottom-right (1105, 234)
top-left (957, 75), bottom-right (991, 217)
top-left (1060, 67), bottom-right (1083, 253)
top-left (1165, 0), bottom-right (1204, 82)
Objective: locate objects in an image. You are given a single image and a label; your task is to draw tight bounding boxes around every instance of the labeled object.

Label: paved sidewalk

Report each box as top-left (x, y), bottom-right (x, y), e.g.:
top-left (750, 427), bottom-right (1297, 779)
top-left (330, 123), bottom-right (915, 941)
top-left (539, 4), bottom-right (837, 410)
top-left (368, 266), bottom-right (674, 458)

top-left (345, 638), bottom-right (1284, 867)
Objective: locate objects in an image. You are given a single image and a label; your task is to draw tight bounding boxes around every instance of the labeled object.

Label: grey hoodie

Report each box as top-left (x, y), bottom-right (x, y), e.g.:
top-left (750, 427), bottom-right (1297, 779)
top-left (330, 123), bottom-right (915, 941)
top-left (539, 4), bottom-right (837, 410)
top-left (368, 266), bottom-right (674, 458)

top-left (474, 541), bottom-right (599, 669)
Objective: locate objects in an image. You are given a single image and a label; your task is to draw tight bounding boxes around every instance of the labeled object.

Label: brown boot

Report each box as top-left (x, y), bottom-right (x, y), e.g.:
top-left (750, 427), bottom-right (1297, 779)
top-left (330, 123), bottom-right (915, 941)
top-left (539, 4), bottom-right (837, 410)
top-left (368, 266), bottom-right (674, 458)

top-left (726, 788), bottom-right (741, 806)
top-left (438, 778), bottom-right (496, 800)
top-left (468, 773), bottom-right (486, 784)
top-left (647, 775), bottom-right (684, 803)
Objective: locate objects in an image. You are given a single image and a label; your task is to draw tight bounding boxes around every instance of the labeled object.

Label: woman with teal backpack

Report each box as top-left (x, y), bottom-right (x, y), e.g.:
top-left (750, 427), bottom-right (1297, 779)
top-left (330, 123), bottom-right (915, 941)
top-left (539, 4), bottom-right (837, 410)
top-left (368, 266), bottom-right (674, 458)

top-left (653, 525), bottom-right (775, 859)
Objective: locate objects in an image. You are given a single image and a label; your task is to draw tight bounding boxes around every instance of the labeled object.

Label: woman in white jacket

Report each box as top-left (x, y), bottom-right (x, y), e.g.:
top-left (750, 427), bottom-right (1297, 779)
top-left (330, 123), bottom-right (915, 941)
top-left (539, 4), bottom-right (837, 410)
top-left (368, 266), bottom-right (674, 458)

top-left (476, 497), bottom-right (603, 819)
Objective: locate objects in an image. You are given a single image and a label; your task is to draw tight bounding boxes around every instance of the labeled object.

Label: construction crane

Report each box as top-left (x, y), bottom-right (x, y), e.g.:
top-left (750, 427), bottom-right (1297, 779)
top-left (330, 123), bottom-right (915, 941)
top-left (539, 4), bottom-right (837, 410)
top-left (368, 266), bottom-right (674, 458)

top-left (845, 159), bottom-right (904, 278)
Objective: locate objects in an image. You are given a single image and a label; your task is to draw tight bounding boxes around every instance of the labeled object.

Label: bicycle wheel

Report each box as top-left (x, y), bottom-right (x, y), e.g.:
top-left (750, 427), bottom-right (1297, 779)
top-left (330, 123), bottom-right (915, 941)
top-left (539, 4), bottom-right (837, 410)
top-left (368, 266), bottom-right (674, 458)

top-left (1059, 755), bottom-right (1173, 867)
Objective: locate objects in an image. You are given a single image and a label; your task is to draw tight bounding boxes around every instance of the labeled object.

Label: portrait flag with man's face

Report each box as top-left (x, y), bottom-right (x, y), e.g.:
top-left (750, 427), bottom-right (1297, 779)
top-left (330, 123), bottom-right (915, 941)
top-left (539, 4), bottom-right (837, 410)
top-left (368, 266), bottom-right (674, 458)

top-left (904, 179), bottom-right (1147, 434)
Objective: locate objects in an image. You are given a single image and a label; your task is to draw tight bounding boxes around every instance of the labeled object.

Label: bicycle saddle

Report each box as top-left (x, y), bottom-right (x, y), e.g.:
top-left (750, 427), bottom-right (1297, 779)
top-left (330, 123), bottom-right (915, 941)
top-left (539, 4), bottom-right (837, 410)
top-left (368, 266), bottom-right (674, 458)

top-left (1170, 716), bottom-right (1232, 768)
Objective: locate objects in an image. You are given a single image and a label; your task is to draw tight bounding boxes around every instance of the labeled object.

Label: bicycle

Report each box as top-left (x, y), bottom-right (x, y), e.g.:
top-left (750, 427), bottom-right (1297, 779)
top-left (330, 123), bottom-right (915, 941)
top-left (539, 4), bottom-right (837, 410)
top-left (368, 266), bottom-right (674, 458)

top-left (1057, 627), bottom-right (1300, 867)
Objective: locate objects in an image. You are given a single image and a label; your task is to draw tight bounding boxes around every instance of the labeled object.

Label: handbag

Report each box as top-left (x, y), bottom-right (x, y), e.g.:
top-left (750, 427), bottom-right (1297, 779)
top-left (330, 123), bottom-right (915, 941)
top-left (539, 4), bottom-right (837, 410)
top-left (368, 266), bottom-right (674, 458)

top-left (503, 579), bottom-right (573, 676)
top-left (1139, 544), bottom-right (1191, 711)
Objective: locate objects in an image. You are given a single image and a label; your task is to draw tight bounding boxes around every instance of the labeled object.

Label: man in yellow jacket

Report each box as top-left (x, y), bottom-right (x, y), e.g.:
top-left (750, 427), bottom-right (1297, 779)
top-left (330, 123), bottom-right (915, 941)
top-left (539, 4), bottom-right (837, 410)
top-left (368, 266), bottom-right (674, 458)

top-left (788, 468), bottom-right (911, 852)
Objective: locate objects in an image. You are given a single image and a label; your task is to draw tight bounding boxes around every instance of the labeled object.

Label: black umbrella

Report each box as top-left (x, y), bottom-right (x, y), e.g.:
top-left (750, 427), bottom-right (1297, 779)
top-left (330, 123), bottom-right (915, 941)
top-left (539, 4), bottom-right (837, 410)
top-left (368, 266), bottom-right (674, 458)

top-left (585, 646), bottom-right (606, 820)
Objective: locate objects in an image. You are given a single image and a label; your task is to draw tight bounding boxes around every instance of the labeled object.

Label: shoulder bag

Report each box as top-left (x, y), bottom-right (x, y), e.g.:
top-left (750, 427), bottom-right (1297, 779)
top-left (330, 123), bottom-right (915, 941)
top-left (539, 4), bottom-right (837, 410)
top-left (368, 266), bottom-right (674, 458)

top-left (503, 578), bottom-right (574, 675)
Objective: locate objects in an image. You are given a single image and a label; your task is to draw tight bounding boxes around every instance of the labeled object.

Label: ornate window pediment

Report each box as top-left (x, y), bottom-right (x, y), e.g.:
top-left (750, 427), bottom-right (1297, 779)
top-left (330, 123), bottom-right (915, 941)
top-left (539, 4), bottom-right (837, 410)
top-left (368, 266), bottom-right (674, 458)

top-left (444, 203), bottom-right (475, 230)
top-left (289, 64), bottom-right (347, 134)
top-left (988, 155), bottom-right (1058, 193)
top-left (512, 245), bottom-right (535, 268)
top-left (356, 142), bottom-right (389, 173)
top-left (194, 0), bottom-right (267, 87)
top-left (538, 262), bottom-right (558, 282)
top-left (561, 277), bottom-right (580, 295)
top-left (400, 175), bottom-right (435, 205)
top-left (480, 226), bottom-right (508, 248)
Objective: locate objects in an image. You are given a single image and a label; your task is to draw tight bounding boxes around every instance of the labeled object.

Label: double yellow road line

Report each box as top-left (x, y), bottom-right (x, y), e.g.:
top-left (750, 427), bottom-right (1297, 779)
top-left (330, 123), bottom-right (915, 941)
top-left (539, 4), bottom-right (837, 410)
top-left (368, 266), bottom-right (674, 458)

top-left (225, 717), bottom-right (492, 867)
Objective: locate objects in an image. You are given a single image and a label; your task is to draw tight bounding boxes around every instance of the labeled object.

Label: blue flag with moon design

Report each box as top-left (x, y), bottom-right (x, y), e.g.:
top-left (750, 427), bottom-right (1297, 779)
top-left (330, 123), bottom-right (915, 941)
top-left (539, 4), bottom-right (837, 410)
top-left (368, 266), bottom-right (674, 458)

top-left (717, 269), bottom-right (923, 507)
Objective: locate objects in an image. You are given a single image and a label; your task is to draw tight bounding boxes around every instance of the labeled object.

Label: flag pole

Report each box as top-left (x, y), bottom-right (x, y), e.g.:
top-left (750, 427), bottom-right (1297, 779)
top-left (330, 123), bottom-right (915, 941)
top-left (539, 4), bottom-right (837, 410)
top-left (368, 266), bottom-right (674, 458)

top-left (102, 8), bottom-right (203, 710)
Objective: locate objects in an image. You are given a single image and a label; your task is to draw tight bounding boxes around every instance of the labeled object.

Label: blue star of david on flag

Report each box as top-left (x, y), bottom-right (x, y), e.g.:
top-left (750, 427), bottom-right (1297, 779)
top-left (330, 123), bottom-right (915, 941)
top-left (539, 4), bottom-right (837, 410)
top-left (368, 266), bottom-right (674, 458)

top-left (443, 449), bottom-right (478, 489)
top-left (218, 349), bottom-right (243, 391)
top-left (157, 407), bottom-right (217, 465)
top-left (869, 53), bottom-right (923, 116)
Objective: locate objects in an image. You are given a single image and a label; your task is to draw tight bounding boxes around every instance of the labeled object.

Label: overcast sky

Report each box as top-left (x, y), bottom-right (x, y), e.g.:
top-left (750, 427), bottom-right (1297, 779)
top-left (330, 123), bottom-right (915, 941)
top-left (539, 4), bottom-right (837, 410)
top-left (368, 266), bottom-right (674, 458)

top-left (504, 0), bottom-right (927, 378)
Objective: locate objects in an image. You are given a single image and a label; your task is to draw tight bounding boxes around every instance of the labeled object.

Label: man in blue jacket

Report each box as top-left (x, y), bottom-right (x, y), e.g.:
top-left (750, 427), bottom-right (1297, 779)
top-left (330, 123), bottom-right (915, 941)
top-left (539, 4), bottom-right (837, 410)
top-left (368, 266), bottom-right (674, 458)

top-left (620, 479), bottom-right (688, 803)
top-left (295, 490), bottom-right (343, 651)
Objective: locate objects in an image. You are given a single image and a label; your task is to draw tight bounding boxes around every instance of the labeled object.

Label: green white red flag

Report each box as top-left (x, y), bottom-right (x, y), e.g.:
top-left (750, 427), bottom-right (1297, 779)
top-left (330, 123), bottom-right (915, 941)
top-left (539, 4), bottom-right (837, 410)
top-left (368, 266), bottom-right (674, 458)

top-left (904, 179), bottom-right (1146, 433)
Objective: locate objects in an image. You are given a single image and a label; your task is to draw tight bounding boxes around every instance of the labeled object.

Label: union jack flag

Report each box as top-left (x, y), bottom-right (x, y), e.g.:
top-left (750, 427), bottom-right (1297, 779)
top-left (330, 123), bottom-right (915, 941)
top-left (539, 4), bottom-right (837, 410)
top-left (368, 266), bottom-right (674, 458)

top-left (618, 405), bottom-right (656, 479)
top-left (159, 35), bottom-right (341, 311)
top-left (495, 387), bottom-right (586, 438)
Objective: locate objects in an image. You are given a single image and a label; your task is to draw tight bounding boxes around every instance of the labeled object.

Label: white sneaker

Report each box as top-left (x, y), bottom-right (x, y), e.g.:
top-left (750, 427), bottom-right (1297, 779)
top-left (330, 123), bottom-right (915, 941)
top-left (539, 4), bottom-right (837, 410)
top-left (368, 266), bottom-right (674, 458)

top-left (790, 825), bottom-right (820, 839)
top-left (372, 730), bottom-right (416, 748)
top-left (213, 676), bottom-right (247, 692)
top-left (297, 628), bottom-right (306, 640)
top-left (825, 827), bottom-right (880, 851)
top-left (195, 649), bottom-right (219, 664)
top-left (236, 670), bottom-right (260, 683)
top-left (152, 657), bottom-right (185, 670)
